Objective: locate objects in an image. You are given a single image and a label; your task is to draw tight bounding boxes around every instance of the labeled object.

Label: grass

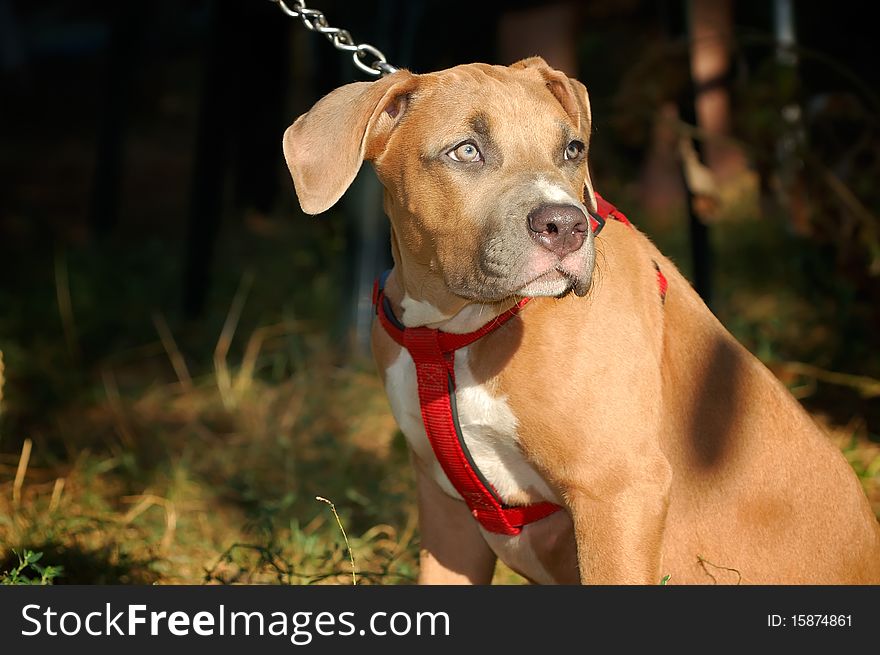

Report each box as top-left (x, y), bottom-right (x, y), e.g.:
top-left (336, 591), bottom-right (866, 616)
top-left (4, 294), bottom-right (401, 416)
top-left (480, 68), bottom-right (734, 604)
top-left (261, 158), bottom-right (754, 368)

top-left (1, 549), bottom-right (63, 585)
top-left (0, 368), bottom-right (419, 584)
top-left (0, 206), bottom-right (423, 584)
top-left (0, 332), bottom-right (422, 583)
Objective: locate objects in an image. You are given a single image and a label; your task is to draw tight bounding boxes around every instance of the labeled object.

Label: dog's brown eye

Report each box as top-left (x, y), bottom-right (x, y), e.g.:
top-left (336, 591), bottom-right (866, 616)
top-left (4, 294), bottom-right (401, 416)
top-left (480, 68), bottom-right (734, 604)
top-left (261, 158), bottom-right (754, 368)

top-left (448, 141), bottom-right (482, 163)
top-left (564, 140), bottom-right (585, 161)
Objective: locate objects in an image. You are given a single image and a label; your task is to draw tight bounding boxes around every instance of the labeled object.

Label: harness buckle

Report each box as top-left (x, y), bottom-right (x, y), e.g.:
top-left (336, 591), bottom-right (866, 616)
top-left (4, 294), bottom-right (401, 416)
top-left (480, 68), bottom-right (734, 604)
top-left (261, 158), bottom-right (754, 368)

top-left (588, 208), bottom-right (606, 235)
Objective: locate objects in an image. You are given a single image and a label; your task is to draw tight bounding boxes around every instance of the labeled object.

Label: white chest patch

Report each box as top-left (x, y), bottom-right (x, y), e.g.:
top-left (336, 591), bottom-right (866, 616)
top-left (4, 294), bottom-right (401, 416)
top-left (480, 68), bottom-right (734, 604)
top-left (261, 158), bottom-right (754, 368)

top-left (399, 295), bottom-right (450, 328)
top-left (384, 346), bottom-right (560, 505)
top-left (399, 294), bottom-right (505, 334)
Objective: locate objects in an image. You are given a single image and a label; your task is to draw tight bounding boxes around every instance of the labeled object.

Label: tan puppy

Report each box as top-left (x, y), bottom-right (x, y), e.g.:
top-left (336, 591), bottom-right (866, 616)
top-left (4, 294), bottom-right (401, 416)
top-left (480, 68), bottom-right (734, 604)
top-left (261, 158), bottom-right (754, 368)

top-left (283, 58), bottom-right (880, 584)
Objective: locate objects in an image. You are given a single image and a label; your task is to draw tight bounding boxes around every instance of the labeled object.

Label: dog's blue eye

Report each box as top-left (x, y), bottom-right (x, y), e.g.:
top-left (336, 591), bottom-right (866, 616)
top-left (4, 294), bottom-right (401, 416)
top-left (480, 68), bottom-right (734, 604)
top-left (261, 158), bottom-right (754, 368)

top-left (448, 141), bottom-right (482, 163)
top-left (564, 140), bottom-right (585, 160)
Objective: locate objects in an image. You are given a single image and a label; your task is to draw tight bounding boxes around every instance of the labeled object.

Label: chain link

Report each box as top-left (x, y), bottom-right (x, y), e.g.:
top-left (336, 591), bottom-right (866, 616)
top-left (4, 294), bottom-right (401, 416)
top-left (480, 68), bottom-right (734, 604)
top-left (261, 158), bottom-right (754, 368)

top-left (269, 0), bottom-right (399, 77)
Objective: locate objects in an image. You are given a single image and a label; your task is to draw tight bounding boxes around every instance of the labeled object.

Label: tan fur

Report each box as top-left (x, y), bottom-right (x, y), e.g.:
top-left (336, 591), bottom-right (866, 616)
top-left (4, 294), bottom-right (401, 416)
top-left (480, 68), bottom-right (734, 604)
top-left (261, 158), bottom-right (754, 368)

top-left (286, 59), bottom-right (880, 584)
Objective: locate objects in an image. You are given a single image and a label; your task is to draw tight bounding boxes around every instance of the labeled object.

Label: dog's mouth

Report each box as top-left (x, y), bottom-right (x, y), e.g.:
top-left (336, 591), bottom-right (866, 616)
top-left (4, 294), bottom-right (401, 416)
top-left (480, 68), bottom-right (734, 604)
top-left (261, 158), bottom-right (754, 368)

top-left (514, 238), bottom-right (595, 298)
top-left (552, 270), bottom-right (587, 298)
top-left (444, 244), bottom-right (594, 303)
top-left (566, 271), bottom-right (592, 298)
top-left (514, 267), bottom-right (590, 299)
top-left (446, 264), bottom-right (592, 303)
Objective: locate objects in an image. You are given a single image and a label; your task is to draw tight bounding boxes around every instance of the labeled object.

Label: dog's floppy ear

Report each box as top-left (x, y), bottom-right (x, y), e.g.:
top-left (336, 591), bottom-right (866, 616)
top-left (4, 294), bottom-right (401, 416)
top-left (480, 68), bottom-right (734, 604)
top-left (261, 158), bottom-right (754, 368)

top-left (510, 57), bottom-right (597, 210)
top-left (283, 70), bottom-right (416, 215)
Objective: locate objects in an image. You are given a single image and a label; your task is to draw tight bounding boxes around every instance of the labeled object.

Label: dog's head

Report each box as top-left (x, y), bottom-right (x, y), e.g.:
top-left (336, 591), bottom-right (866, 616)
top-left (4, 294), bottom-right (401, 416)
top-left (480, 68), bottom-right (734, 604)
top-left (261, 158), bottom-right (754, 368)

top-left (284, 58), bottom-right (597, 307)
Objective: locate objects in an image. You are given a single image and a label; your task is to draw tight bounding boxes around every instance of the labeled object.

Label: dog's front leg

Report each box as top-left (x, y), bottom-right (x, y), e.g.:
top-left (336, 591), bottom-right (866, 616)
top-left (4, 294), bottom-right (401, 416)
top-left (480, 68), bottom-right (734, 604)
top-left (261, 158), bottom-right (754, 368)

top-left (565, 453), bottom-right (672, 585)
top-left (523, 313), bottom-right (673, 585)
top-left (414, 458), bottom-right (497, 584)
top-left (530, 400), bottom-right (672, 585)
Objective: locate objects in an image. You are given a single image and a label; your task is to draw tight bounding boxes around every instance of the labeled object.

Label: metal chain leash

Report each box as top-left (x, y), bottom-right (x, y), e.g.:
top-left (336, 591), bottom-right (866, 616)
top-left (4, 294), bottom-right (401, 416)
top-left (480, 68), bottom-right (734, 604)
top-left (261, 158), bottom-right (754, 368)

top-left (268, 0), bottom-right (399, 76)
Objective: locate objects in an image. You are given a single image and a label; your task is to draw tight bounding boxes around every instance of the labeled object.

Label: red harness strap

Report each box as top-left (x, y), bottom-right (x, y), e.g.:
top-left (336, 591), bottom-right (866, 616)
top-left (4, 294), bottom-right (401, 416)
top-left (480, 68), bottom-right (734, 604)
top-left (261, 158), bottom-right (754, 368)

top-left (374, 291), bottom-right (553, 535)
top-left (373, 193), bottom-right (663, 535)
top-left (596, 193), bottom-right (631, 227)
top-left (593, 196), bottom-right (667, 303)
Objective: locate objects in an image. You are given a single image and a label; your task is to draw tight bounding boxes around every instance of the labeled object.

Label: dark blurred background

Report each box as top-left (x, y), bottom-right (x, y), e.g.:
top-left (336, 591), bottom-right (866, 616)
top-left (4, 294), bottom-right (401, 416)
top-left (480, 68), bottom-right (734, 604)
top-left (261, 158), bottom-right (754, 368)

top-left (1, 1), bottom-right (878, 584)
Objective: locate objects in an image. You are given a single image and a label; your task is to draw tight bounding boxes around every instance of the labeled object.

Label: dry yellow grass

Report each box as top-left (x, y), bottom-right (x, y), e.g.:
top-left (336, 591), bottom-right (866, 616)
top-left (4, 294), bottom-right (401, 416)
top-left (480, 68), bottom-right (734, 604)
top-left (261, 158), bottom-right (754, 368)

top-left (0, 328), bottom-right (422, 584)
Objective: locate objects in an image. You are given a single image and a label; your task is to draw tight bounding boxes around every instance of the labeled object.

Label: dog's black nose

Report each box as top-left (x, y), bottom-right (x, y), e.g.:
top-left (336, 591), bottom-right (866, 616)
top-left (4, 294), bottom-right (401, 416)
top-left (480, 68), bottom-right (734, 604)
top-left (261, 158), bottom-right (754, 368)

top-left (527, 204), bottom-right (588, 258)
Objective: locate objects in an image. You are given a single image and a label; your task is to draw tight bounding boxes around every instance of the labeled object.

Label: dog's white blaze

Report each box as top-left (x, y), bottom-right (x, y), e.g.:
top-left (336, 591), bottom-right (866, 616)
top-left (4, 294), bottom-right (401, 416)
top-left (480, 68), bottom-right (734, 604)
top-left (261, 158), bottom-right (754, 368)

top-left (384, 346), bottom-right (560, 505)
top-left (535, 178), bottom-right (582, 207)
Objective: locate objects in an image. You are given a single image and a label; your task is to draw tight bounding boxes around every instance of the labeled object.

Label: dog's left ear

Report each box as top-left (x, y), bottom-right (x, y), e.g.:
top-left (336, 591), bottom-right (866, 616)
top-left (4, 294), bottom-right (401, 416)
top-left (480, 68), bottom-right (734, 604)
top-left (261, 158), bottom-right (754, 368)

top-left (283, 70), bottom-right (416, 215)
top-left (510, 57), bottom-right (597, 209)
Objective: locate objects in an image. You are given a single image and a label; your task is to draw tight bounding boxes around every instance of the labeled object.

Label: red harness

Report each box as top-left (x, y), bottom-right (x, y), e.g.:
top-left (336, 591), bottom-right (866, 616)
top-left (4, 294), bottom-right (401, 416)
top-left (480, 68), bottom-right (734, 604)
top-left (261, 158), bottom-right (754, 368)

top-left (373, 194), bottom-right (664, 535)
